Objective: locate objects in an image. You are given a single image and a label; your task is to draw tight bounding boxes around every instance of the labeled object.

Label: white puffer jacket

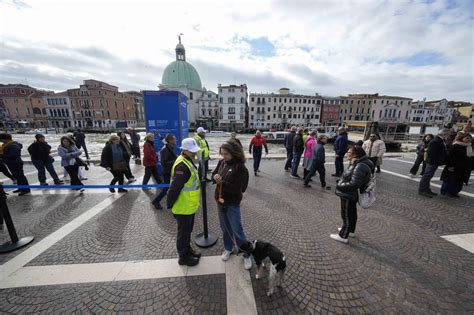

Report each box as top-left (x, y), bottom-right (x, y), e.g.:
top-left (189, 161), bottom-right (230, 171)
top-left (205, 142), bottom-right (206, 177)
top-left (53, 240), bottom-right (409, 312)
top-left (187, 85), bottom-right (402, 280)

top-left (362, 139), bottom-right (386, 158)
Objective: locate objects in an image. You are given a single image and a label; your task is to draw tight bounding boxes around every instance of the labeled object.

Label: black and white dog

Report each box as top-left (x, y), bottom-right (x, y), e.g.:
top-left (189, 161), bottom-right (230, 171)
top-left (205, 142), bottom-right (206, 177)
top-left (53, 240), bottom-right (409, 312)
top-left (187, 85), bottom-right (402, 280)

top-left (241, 240), bottom-right (287, 296)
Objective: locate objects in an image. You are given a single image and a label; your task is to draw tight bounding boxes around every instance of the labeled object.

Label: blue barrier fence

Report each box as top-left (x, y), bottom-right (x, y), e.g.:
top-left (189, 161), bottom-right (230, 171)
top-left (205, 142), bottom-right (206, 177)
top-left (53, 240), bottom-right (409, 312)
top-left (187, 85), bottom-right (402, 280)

top-left (2, 184), bottom-right (171, 189)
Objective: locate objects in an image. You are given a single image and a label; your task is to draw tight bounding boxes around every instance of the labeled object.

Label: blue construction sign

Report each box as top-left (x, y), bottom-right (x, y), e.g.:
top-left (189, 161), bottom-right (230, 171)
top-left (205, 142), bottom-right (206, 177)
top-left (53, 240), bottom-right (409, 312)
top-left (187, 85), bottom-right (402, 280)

top-left (143, 90), bottom-right (188, 174)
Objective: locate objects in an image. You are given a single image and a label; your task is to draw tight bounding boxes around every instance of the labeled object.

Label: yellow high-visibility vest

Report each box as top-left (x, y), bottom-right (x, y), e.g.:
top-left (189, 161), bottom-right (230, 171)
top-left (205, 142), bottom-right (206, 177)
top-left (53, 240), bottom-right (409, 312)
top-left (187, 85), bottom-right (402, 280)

top-left (171, 155), bottom-right (201, 215)
top-left (195, 135), bottom-right (209, 160)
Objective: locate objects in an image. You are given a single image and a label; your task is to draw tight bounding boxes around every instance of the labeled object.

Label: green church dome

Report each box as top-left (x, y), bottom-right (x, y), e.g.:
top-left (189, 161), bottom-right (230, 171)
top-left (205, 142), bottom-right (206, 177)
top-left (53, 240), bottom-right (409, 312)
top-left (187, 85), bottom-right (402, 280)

top-left (161, 41), bottom-right (202, 91)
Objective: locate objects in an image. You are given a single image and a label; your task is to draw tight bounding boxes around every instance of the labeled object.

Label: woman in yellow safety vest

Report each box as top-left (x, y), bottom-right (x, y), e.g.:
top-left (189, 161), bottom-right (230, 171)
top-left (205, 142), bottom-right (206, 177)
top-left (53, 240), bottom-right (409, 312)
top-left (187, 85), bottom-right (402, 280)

top-left (166, 138), bottom-right (202, 267)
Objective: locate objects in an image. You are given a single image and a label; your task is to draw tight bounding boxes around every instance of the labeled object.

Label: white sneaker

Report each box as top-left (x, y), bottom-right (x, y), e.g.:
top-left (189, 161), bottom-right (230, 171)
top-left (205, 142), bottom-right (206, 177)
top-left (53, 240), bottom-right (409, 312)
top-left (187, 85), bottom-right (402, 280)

top-left (127, 178), bottom-right (136, 184)
top-left (243, 256), bottom-right (252, 270)
top-left (330, 234), bottom-right (348, 244)
top-left (338, 228), bottom-right (355, 238)
top-left (221, 250), bottom-right (232, 261)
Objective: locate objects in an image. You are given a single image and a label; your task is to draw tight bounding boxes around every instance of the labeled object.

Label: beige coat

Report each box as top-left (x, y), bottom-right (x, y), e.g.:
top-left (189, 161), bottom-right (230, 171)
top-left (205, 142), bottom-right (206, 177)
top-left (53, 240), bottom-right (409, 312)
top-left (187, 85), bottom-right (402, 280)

top-left (362, 139), bottom-right (386, 165)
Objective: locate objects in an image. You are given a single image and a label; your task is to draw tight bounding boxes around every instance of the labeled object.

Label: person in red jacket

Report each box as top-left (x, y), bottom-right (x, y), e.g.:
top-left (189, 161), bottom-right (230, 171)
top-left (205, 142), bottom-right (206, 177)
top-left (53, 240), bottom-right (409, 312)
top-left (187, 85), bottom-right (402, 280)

top-left (249, 130), bottom-right (268, 176)
top-left (142, 133), bottom-right (162, 190)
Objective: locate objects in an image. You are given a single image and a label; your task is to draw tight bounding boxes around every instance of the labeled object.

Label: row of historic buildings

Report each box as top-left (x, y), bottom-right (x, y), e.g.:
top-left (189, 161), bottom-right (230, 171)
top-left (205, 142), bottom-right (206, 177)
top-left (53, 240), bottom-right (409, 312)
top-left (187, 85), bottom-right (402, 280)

top-left (1, 39), bottom-right (472, 131)
top-left (0, 80), bottom-right (144, 130)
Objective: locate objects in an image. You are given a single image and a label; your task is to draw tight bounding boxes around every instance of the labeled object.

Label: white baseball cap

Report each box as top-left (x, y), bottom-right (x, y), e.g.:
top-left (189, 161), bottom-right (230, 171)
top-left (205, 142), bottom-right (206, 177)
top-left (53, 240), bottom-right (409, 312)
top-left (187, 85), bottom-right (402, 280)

top-left (196, 127), bottom-right (207, 134)
top-left (180, 138), bottom-right (200, 153)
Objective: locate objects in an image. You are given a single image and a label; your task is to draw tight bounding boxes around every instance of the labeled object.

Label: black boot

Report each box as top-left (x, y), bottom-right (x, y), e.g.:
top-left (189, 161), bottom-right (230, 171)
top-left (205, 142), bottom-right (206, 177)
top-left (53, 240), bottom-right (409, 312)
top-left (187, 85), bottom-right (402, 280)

top-left (178, 254), bottom-right (199, 266)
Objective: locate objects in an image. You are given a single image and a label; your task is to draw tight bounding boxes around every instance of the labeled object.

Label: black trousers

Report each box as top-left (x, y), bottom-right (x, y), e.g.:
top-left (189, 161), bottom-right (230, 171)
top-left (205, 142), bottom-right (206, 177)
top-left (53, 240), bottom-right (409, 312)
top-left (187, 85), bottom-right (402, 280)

top-left (338, 198), bottom-right (357, 239)
top-left (335, 155), bottom-right (344, 175)
top-left (64, 165), bottom-right (83, 188)
top-left (304, 161), bottom-right (326, 187)
top-left (369, 157), bottom-right (380, 172)
top-left (132, 144), bottom-right (140, 159)
top-left (409, 155), bottom-right (426, 175)
top-left (0, 160), bottom-right (15, 181)
top-left (124, 157), bottom-right (134, 180)
top-left (7, 162), bottom-right (30, 192)
top-left (174, 213), bottom-right (195, 258)
top-left (284, 149), bottom-right (293, 170)
top-left (109, 170), bottom-right (124, 186)
top-left (143, 166), bottom-right (161, 185)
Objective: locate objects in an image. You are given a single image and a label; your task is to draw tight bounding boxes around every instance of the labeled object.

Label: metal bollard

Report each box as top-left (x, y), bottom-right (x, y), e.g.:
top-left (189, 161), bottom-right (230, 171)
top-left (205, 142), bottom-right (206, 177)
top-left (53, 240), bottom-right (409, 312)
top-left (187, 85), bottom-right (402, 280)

top-left (0, 185), bottom-right (34, 253)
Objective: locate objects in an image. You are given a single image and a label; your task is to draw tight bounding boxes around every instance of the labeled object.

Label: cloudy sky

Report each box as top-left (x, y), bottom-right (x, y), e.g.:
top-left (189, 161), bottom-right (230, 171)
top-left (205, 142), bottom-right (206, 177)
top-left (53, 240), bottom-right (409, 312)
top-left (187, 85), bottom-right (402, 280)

top-left (1, 0), bottom-right (473, 101)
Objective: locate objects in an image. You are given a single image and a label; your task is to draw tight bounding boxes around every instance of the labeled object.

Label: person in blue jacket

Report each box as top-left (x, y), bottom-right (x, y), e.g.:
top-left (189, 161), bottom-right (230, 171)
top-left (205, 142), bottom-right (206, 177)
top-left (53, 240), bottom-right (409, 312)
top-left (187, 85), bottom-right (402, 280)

top-left (333, 127), bottom-right (348, 177)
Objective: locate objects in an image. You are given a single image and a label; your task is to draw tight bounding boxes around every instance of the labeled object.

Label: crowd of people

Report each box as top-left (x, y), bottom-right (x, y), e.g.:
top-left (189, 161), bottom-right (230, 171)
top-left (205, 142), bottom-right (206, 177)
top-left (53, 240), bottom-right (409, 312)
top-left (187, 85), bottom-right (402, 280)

top-left (416, 124), bottom-right (473, 198)
top-left (1, 123), bottom-right (472, 265)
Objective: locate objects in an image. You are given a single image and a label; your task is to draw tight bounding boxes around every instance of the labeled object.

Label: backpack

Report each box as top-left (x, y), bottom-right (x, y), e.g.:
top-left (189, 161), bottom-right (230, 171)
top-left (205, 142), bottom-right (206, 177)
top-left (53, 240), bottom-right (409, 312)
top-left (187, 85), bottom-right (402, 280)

top-left (358, 174), bottom-right (376, 209)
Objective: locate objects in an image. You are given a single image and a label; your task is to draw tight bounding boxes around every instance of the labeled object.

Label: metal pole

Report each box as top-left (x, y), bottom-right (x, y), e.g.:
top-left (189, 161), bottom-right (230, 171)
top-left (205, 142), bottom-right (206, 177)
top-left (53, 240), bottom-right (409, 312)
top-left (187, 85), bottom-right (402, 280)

top-left (0, 185), bottom-right (34, 253)
top-left (195, 149), bottom-right (217, 248)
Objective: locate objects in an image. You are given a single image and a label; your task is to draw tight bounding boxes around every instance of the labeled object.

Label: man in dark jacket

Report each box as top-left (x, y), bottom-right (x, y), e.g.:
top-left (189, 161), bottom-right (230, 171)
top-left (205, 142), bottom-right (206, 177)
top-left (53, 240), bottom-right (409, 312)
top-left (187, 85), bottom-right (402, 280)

top-left (126, 127), bottom-right (141, 161)
top-left (333, 127), bottom-right (348, 177)
top-left (290, 128), bottom-right (305, 178)
top-left (73, 129), bottom-right (89, 160)
top-left (152, 134), bottom-right (177, 209)
top-left (304, 135), bottom-right (330, 189)
top-left (0, 133), bottom-right (30, 196)
top-left (418, 128), bottom-right (451, 198)
top-left (28, 134), bottom-right (63, 185)
top-left (283, 126), bottom-right (297, 171)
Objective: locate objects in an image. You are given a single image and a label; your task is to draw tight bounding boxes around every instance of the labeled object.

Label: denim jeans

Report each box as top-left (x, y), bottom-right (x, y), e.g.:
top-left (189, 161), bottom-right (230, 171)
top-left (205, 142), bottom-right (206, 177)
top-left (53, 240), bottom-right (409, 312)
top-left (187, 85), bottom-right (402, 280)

top-left (32, 160), bottom-right (61, 184)
top-left (419, 163), bottom-right (438, 192)
top-left (253, 148), bottom-right (262, 172)
top-left (291, 151), bottom-right (303, 176)
top-left (218, 203), bottom-right (249, 257)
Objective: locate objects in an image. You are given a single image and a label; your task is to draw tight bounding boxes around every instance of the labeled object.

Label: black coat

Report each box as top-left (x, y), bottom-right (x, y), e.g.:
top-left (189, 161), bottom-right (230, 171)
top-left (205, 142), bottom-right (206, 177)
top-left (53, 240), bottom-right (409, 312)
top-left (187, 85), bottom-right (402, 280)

top-left (440, 144), bottom-right (471, 184)
top-left (426, 136), bottom-right (447, 165)
top-left (335, 156), bottom-right (374, 201)
top-left (293, 134), bottom-right (305, 154)
top-left (212, 158), bottom-right (249, 205)
top-left (160, 144), bottom-right (178, 176)
top-left (99, 142), bottom-right (127, 169)
top-left (28, 141), bottom-right (52, 161)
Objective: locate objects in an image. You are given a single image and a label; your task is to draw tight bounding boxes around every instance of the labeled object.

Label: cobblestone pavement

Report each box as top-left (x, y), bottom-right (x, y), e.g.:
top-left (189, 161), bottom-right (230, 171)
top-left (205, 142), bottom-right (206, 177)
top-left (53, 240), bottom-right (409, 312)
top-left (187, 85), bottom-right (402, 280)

top-left (1, 157), bottom-right (473, 314)
top-left (0, 275), bottom-right (226, 314)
